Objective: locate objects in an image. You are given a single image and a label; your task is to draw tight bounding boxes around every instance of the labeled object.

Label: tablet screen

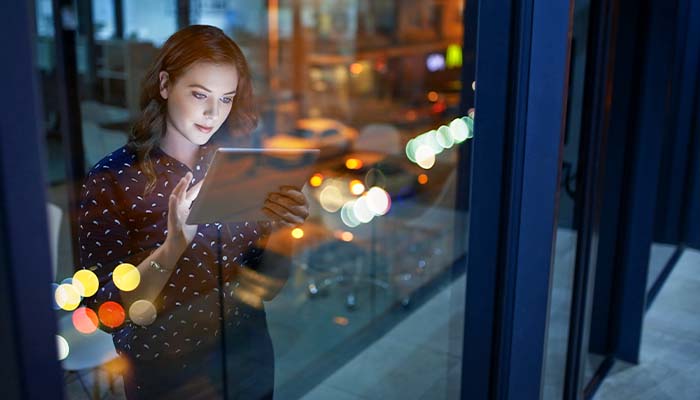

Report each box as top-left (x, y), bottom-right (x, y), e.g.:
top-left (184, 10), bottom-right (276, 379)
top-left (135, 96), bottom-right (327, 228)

top-left (186, 148), bottom-right (320, 224)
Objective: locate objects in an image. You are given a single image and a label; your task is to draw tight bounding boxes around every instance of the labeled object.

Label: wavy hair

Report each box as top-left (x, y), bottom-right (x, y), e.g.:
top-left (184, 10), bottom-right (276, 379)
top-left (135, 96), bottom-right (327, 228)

top-left (128, 25), bottom-right (258, 195)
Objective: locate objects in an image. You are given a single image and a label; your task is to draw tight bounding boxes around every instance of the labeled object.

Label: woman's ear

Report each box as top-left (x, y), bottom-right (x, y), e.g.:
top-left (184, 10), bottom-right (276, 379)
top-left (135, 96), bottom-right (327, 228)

top-left (159, 71), bottom-right (170, 100)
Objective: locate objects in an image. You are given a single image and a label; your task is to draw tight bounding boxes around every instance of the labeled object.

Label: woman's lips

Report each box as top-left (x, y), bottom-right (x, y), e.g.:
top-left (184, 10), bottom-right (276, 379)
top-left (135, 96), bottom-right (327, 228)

top-left (195, 124), bottom-right (213, 134)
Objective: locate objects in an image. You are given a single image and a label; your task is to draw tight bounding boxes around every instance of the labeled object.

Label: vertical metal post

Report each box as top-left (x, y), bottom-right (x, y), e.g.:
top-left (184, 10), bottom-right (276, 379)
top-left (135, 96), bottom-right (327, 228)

top-left (0, 0), bottom-right (64, 398)
top-left (114, 0), bottom-right (124, 38)
top-left (611, 0), bottom-right (679, 364)
top-left (177, 0), bottom-right (190, 29)
top-left (52, 0), bottom-right (87, 268)
top-left (461, 0), bottom-right (573, 398)
top-left (77, 0), bottom-right (97, 98)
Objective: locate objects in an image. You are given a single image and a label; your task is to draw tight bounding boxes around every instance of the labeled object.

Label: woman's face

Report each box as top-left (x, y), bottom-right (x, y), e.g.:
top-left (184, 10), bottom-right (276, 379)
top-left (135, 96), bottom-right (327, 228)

top-left (159, 61), bottom-right (239, 147)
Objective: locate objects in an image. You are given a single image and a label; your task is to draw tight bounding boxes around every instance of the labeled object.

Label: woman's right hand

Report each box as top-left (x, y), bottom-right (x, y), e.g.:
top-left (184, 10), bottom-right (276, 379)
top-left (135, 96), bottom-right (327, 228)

top-left (165, 172), bottom-right (203, 252)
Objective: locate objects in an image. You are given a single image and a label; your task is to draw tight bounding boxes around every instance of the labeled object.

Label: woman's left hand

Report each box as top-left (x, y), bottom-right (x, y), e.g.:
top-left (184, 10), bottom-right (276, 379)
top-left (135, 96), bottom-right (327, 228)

top-left (262, 186), bottom-right (310, 228)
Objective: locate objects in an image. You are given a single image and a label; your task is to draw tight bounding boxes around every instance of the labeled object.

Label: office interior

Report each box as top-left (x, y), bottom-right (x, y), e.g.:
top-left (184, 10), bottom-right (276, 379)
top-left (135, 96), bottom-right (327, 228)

top-left (0, 0), bottom-right (699, 399)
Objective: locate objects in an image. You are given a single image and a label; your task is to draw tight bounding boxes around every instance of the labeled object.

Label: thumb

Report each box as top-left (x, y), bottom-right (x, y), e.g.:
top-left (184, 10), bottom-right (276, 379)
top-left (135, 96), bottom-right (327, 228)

top-left (186, 180), bottom-right (204, 202)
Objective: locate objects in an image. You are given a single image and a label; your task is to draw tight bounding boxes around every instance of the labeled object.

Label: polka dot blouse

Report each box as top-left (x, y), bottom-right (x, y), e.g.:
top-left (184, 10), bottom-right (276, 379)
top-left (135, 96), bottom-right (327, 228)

top-left (78, 144), bottom-right (269, 361)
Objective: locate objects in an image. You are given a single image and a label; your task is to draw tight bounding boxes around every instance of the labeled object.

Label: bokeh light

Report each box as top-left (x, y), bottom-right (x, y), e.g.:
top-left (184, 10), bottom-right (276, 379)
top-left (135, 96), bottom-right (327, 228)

top-left (333, 316), bottom-right (349, 326)
top-left (309, 173), bottom-right (324, 187)
top-left (446, 44), bottom-right (463, 69)
top-left (427, 91), bottom-right (439, 102)
top-left (422, 130), bottom-right (444, 155)
top-left (98, 301), bottom-right (126, 328)
top-left (350, 62), bottom-right (363, 75)
top-left (353, 196), bottom-right (374, 223)
top-left (340, 231), bottom-right (354, 242)
top-left (60, 277), bottom-right (73, 285)
top-left (291, 228), bottom-right (304, 239)
top-left (320, 185), bottom-right (344, 212)
top-left (436, 125), bottom-right (455, 149)
top-left (56, 335), bottom-right (69, 361)
top-left (418, 174), bottom-right (429, 185)
top-left (449, 117), bottom-right (469, 142)
top-left (129, 300), bottom-right (157, 326)
top-left (349, 179), bottom-right (365, 195)
top-left (366, 187), bottom-right (391, 216)
top-left (113, 263), bottom-right (140, 292)
top-left (415, 145), bottom-right (436, 169)
top-left (426, 53), bottom-right (446, 71)
top-left (345, 158), bottom-right (364, 170)
top-left (464, 116), bottom-right (475, 138)
top-left (55, 283), bottom-right (81, 311)
top-left (72, 307), bottom-right (99, 334)
top-left (472, 81), bottom-right (476, 91)
top-left (73, 269), bottom-right (99, 297)
top-left (341, 201), bottom-right (361, 228)
top-left (405, 139), bottom-right (419, 163)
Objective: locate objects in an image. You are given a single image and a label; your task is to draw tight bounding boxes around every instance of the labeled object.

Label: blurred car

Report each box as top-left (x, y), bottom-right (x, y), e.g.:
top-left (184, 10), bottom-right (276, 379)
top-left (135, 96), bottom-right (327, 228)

top-left (263, 118), bottom-right (359, 160)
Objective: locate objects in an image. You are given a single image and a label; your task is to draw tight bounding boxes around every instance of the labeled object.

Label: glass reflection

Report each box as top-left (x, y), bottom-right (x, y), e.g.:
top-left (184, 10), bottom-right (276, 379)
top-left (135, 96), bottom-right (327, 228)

top-left (36, 0), bottom-right (471, 398)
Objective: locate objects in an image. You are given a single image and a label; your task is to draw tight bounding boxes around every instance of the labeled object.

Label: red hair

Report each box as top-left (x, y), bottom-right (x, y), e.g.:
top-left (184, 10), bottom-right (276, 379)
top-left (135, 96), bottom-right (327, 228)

top-left (128, 25), bottom-right (258, 194)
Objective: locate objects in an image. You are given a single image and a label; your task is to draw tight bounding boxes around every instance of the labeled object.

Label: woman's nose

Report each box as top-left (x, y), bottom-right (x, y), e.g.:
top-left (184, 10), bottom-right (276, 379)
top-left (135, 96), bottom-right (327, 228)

top-left (203, 100), bottom-right (218, 120)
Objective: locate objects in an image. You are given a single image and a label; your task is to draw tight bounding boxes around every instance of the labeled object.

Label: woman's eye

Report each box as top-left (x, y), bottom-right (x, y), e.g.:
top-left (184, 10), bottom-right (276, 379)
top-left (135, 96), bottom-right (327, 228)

top-left (221, 97), bottom-right (233, 104)
top-left (192, 92), bottom-right (206, 100)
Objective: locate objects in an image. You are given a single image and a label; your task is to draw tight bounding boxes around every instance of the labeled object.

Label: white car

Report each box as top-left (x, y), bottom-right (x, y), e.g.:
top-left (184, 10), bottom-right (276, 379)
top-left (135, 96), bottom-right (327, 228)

top-left (263, 118), bottom-right (358, 159)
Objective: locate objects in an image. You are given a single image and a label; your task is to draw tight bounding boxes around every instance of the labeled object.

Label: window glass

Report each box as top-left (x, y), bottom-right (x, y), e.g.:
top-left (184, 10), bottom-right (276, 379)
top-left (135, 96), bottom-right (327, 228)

top-left (542, 1), bottom-right (590, 398)
top-left (34, 1), bottom-right (472, 398)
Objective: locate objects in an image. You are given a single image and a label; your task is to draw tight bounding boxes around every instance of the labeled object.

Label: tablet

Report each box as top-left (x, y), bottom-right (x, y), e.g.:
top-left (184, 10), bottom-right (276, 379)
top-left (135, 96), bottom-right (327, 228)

top-left (186, 148), bottom-right (320, 224)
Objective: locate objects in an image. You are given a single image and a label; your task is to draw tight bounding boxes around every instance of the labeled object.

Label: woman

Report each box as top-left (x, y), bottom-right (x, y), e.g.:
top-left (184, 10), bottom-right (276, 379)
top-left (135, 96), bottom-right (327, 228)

top-left (78, 25), bottom-right (308, 399)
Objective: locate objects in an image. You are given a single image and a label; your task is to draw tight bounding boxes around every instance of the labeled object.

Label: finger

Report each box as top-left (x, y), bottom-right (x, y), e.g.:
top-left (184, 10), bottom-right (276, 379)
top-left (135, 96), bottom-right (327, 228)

top-left (173, 172), bottom-right (192, 199)
top-left (264, 201), bottom-right (305, 225)
top-left (168, 194), bottom-right (178, 226)
top-left (178, 173), bottom-right (192, 203)
top-left (278, 186), bottom-right (307, 204)
top-left (171, 175), bottom-right (187, 198)
top-left (186, 179), bottom-right (204, 202)
top-left (262, 207), bottom-right (295, 228)
top-left (261, 207), bottom-right (279, 220)
top-left (267, 196), bottom-right (309, 219)
top-left (270, 191), bottom-right (307, 208)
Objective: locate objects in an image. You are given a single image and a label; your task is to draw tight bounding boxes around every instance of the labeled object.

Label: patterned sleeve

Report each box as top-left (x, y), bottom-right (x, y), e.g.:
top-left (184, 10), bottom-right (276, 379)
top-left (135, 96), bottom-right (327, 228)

top-left (78, 168), bottom-right (149, 330)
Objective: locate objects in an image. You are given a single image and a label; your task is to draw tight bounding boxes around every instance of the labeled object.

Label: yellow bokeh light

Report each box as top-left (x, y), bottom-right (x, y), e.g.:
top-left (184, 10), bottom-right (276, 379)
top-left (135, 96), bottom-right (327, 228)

top-left (446, 44), bottom-right (463, 69)
top-left (55, 283), bottom-right (81, 311)
top-left (418, 174), bottom-right (429, 184)
top-left (350, 62), bottom-right (363, 75)
top-left (309, 173), bottom-right (324, 187)
top-left (349, 180), bottom-right (365, 195)
top-left (320, 185), bottom-right (344, 212)
top-left (73, 269), bottom-right (99, 297)
top-left (427, 91), bottom-right (439, 102)
top-left (345, 158), bottom-right (363, 170)
top-left (56, 335), bottom-right (70, 361)
top-left (129, 300), bottom-right (157, 326)
top-left (291, 228), bottom-right (304, 239)
top-left (113, 263), bottom-right (140, 292)
top-left (341, 231), bottom-right (354, 242)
